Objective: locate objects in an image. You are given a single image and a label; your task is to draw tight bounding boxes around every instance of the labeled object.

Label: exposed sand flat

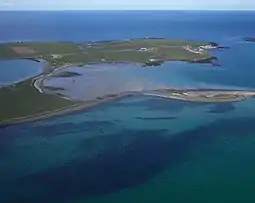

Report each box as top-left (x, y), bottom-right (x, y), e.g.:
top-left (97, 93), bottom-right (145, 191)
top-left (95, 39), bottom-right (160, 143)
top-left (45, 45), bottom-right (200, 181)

top-left (145, 89), bottom-right (255, 103)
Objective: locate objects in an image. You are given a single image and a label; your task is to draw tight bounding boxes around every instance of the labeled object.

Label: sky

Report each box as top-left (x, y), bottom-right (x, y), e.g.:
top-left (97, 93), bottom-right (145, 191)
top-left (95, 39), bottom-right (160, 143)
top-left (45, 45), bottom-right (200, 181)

top-left (0, 0), bottom-right (255, 10)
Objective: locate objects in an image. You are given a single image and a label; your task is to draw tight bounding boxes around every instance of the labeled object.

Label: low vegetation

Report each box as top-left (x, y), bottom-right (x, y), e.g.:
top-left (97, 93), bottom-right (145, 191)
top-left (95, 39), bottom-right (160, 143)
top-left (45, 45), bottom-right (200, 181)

top-left (0, 38), bottom-right (213, 67)
top-left (0, 79), bottom-right (75, 122)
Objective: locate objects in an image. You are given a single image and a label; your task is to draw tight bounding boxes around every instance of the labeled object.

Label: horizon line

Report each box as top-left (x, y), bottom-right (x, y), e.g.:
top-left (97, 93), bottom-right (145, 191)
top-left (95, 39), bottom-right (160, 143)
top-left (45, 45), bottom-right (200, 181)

top-left (0, 9), bottom-right (255, 11)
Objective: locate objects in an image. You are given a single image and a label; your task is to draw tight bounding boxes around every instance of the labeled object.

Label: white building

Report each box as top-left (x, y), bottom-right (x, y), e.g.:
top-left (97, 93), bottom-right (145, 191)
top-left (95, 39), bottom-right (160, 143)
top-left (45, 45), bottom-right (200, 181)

top-left (199, 44), bottom-right (216, 50)
top-left (149, 58), bottom-right (157, 62)
top-left (138, 48), bottom-right (149, 52)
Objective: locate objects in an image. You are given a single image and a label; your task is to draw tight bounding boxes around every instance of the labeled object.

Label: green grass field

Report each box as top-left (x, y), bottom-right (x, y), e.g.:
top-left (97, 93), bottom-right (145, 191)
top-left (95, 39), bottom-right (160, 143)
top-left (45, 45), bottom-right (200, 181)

top-left (0, 80), bottom-right (75, 122)
top-left (0, 38), bottom-right (212, 66)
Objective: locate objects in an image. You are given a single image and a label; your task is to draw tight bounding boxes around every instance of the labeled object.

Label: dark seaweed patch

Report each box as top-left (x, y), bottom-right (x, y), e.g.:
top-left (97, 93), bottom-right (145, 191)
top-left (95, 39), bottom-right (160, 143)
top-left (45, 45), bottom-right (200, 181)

top-left (135, 116), bottom-right (177, 120)
top-left (207, 103), bottom-right (235, 114)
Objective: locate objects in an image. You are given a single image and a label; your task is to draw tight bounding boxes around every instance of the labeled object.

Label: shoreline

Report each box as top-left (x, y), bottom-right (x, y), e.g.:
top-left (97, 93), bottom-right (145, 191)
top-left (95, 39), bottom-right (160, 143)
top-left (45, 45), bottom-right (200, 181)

top-left (2, 88), bottom-right (255, 126)
top-left (2, 58), bottom-right (255, 126)
top-left (32, 62), bottom-right (88, 98)
top-left (144, 88), bottom-right (255, 103)
top-left (0, 57), bottom-right (41, 63)
top-left (0, 92), bottom-right (135, 127)
top-left (143, 93), bottom-right (247, 103)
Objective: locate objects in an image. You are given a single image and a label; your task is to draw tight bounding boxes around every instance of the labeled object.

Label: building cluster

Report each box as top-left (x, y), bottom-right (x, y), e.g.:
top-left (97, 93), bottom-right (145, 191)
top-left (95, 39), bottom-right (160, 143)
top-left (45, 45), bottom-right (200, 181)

top-left (184, 43), bottom-right (217, 54)
top-left (138, 47), bottom-right (155, 52)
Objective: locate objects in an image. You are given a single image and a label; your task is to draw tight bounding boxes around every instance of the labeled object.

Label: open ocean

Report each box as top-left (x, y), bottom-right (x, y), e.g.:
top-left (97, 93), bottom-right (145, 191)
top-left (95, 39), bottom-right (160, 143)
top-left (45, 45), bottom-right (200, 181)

top-left (1, 11), bottom-right (255, 203)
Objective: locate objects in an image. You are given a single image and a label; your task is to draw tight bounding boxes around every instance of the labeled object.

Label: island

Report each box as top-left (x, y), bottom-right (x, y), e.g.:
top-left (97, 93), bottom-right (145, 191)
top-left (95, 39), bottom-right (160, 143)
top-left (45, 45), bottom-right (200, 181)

top-left (0, 38), bottom-right (240, 125)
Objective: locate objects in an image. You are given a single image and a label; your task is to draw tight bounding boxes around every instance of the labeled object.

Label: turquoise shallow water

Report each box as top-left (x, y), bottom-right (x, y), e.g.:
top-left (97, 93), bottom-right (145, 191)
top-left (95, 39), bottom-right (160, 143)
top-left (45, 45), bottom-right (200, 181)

top-left (1, 10), bottom-right (255, 203)
top-left (1, 96), bottom-right (255, 202)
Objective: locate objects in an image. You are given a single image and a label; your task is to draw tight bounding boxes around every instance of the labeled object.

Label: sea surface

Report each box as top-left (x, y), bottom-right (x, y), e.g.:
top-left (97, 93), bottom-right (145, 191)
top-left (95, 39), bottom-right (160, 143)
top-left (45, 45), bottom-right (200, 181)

top-left (0, 59), bottom-right (43, 86)
top-left (1, 10), bottom-right (255, 203)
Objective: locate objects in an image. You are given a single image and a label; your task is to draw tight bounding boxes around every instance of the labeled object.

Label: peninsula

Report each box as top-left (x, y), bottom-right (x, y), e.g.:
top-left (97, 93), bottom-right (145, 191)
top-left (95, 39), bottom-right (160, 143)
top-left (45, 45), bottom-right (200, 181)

top-left (0, 38), bottom-right (245, 125)
top-left (144, 89), bottom-right (255, 103)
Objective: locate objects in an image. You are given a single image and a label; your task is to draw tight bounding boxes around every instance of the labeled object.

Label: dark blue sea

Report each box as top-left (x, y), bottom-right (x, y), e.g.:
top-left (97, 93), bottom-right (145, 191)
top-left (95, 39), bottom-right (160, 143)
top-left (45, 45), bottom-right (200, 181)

top-left (1, 11), bottom-right (255, 203)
